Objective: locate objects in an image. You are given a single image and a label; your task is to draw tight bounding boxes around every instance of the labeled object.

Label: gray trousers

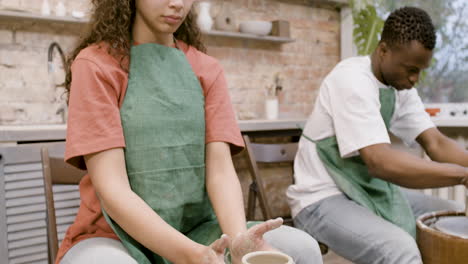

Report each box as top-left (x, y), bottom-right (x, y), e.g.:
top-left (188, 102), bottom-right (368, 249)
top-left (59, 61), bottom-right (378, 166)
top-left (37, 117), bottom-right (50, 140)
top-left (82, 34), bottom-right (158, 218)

top-left (294, 189), bottom-right (464, 264)
top-left (60, 225), bottom-right (323, 264)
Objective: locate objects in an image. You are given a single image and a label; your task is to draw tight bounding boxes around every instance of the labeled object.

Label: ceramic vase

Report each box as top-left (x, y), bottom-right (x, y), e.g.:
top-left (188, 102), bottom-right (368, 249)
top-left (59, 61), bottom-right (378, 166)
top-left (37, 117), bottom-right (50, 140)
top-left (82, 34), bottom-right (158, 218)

top-left (197, 2), bottom-right (214, 32)
top-left (265, 97), bottom-right (279, 120)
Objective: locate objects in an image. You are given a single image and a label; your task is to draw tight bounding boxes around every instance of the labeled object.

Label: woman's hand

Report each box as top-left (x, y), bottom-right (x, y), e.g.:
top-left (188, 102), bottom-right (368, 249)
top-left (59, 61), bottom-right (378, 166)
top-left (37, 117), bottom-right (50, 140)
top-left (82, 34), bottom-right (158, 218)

top-left (189, 234), bottom-right (229, 264)
top-left (229, 218), bottom-right (283, 264)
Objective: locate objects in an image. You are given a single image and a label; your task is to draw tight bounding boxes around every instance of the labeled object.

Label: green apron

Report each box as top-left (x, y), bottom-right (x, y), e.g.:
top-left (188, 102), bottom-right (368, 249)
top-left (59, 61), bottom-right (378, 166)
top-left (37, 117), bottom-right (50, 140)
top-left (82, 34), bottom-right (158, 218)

top-left (303, 88), bottom-right (416, 237)
top-left (102, 43), bottom-right (225, 264)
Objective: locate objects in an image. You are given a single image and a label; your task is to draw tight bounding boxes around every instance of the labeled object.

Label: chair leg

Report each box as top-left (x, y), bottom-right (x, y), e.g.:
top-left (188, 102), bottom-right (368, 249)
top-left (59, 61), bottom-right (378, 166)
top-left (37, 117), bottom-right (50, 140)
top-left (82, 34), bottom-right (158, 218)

top-left (318, 242), bottom-right (329, 255)
top-left (247, 182), bottom-right (258, 221)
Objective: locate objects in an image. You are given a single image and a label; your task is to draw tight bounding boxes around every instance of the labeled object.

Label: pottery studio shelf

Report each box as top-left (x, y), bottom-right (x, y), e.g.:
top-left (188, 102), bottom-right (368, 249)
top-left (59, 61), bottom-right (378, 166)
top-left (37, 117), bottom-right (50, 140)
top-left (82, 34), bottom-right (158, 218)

top-left (204, 29), bottom-right (295, 43)
top-left (0, 9), bottom-right (89, 25)
top-left (0, 10), bottom-right (295, 43)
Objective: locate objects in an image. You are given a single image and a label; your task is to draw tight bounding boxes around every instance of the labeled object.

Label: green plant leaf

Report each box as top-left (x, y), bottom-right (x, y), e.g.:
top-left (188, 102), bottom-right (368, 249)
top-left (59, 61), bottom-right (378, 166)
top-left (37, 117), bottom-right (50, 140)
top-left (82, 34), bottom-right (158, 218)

top-left (353, 5), bottom-right (384, 55)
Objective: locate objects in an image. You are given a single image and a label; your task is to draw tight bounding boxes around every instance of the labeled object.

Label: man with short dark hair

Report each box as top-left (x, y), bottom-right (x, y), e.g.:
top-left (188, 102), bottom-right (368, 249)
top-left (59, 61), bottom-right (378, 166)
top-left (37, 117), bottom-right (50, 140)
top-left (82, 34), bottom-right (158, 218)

top-left (287, 7), bottom-right (467, 263)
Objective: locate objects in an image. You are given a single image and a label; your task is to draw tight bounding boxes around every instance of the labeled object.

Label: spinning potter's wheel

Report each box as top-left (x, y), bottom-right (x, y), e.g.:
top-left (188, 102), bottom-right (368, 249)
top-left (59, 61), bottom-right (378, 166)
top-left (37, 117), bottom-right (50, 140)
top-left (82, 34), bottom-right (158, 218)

top-left (416, 189), bottom-right (468, 264)
top-left (433, 189), bottom-right (468, 238)
top-left (433, 216), bottom-right (468, 238)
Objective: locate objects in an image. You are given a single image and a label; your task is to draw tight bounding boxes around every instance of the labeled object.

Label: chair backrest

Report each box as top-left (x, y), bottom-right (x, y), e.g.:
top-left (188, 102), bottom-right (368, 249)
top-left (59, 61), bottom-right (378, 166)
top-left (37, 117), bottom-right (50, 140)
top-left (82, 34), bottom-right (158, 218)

top-left (243, 135), bottom-right (330, 255)
top-left (249, 142), bottom-right (298, 163)
top-left (242, 135), bottom-right (298, 222)
top-left (41, 147), bottom-right (86, 264)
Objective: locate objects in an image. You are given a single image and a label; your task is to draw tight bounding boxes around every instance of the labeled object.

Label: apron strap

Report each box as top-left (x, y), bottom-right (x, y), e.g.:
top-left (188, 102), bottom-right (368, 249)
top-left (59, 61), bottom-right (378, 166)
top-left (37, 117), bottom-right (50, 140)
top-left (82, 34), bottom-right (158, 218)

top-left (296, 123), bottom-right (317, 144)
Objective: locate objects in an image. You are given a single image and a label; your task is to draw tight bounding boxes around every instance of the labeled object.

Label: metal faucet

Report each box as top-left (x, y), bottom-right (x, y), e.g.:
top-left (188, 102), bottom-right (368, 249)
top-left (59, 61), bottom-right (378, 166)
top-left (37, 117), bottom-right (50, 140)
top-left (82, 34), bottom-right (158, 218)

top-left (48, 42), bottom-right (68, 123)
top-left (47, 42), bottom-right (66, 84)
top-left (56, 102), bottom-right (68, 123)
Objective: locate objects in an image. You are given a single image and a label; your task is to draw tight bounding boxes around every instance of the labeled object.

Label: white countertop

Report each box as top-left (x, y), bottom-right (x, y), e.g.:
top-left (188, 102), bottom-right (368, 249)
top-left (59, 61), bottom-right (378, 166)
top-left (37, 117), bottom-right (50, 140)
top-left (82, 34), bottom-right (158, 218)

top-left (239, 117), bottom-right (468, 130)
top-left (1, 117), bottom-right (468, 143)
top-left (0, 120), bottom-right (306, 142)
top-left (430, 117), bottom-right (468, 128)
top-left (0, 124), bottom-right (67, 142)
top-left (237, 118), bottom-right (306, 132)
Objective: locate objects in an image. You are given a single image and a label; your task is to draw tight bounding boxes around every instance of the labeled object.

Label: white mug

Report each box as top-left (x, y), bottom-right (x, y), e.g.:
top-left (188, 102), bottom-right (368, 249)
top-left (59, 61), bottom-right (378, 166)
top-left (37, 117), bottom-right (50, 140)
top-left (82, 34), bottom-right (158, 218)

top-left (242, 251), bottom-right (294, 264)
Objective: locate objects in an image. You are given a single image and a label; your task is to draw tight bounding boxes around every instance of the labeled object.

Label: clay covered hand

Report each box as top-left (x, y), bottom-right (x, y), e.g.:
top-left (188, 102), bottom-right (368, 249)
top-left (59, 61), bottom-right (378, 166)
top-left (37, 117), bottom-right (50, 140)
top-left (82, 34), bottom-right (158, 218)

top-left (229, 218), bottom-right (284, 264)
top-left (198, 234), bottom-right (230, 264)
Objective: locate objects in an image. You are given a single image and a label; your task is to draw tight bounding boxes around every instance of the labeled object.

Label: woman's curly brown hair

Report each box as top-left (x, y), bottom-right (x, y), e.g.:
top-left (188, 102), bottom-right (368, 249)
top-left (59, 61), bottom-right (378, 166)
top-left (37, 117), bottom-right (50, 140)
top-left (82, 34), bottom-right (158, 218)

top-left (65, 0), bottom-right (205, 95)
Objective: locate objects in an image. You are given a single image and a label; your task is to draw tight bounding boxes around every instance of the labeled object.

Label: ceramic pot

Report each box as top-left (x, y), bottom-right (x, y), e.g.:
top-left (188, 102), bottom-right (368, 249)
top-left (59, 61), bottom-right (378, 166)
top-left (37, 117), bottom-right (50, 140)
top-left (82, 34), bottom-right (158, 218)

top-left (239, 21), bottom-right (272, 36)
top-left (242, 251), bottom-right (294, 264)
top-left (197, 2), bottom-right (213, 32)
top-left (214, 5), bottom-right (237, 32)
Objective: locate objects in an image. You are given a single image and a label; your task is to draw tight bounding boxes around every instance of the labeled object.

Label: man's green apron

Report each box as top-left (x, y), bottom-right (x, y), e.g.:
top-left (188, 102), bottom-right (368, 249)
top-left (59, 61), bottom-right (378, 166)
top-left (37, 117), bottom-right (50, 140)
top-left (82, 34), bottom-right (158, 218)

top-left (102, 43), bottom-right (225, 264)
top-left (303, 88), bottom-right (416, 237)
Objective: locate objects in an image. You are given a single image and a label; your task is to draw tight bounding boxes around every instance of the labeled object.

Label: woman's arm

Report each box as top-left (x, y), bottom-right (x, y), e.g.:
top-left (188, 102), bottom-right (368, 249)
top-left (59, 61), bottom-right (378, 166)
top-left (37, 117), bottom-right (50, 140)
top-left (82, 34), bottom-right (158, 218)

top-left (205, 142), bottom-right (247, 237)
top-left (205, 142), bottom-right (283, 264)
top-left (85, 148), bottom-right (226, 264)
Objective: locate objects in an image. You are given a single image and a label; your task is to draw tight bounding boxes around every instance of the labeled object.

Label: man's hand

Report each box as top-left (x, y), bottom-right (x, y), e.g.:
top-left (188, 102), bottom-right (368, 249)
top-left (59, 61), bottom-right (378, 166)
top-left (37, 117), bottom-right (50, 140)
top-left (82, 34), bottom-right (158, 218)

top-left (461, 174), bottom-right (468, 188)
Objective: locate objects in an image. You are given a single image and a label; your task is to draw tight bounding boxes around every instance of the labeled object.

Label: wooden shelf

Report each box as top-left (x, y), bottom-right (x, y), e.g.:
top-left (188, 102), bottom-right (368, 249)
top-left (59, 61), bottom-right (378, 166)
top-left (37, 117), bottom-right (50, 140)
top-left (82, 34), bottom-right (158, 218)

top-left (0, 10), bottom-right (89, 25)
top-left (204, 29), bottom-right (295, 43)
top-left (278, 0), bottom-right (349, 8)
top-left (311, 0), bottom-right (349, 6)
top-left (0, 10), bottom-right (295, 43)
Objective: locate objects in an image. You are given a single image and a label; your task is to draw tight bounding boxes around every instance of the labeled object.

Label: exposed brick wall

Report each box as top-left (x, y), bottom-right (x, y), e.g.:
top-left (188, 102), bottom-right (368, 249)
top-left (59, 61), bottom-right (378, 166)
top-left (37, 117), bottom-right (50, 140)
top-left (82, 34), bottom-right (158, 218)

top-left (206, 0), bottom-right (340, 120)
top-left (0, 0), bottom-right (341, 217)
top-left (0, 0), bottom-right (340, 124)
top-left (0, 0), bottom-right (89, 124)
top-left (205, 0), bottom-right (341, 219)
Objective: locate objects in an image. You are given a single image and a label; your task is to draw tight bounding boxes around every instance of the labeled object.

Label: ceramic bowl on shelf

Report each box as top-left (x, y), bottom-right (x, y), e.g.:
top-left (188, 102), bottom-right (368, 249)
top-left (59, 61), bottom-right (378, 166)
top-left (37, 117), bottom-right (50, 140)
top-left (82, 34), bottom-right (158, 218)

top-left (239, 21), bottom-right (272, 36)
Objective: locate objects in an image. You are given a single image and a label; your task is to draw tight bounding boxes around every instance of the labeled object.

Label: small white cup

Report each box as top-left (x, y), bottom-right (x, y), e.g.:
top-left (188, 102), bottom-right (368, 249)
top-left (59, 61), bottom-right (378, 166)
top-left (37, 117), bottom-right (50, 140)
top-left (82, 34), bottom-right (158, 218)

top-left (242, 251), bottom-right (294, 264)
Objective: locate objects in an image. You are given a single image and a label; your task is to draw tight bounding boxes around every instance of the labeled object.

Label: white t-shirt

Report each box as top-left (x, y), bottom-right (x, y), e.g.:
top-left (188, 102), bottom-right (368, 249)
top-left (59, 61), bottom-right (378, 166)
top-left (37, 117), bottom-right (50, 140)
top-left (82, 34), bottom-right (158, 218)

top-left (286, 56), bottom-right (435, 217)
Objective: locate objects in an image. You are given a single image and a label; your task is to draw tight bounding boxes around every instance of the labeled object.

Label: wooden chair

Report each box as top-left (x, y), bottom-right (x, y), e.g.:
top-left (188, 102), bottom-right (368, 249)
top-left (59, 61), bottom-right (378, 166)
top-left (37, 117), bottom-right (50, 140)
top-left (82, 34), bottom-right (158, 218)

top-left (242, 135), bottom-right (329, 254)
top-left (41, 147), bottom-right (86, 264)
top-left (243, 135), bottom-right (297, 222)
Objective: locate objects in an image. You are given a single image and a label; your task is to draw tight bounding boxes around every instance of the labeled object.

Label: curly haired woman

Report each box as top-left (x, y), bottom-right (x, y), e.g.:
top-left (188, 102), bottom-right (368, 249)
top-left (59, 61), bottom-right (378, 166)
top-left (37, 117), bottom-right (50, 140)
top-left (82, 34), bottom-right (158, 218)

top-left (57, 1), bottom-right (322, 264)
